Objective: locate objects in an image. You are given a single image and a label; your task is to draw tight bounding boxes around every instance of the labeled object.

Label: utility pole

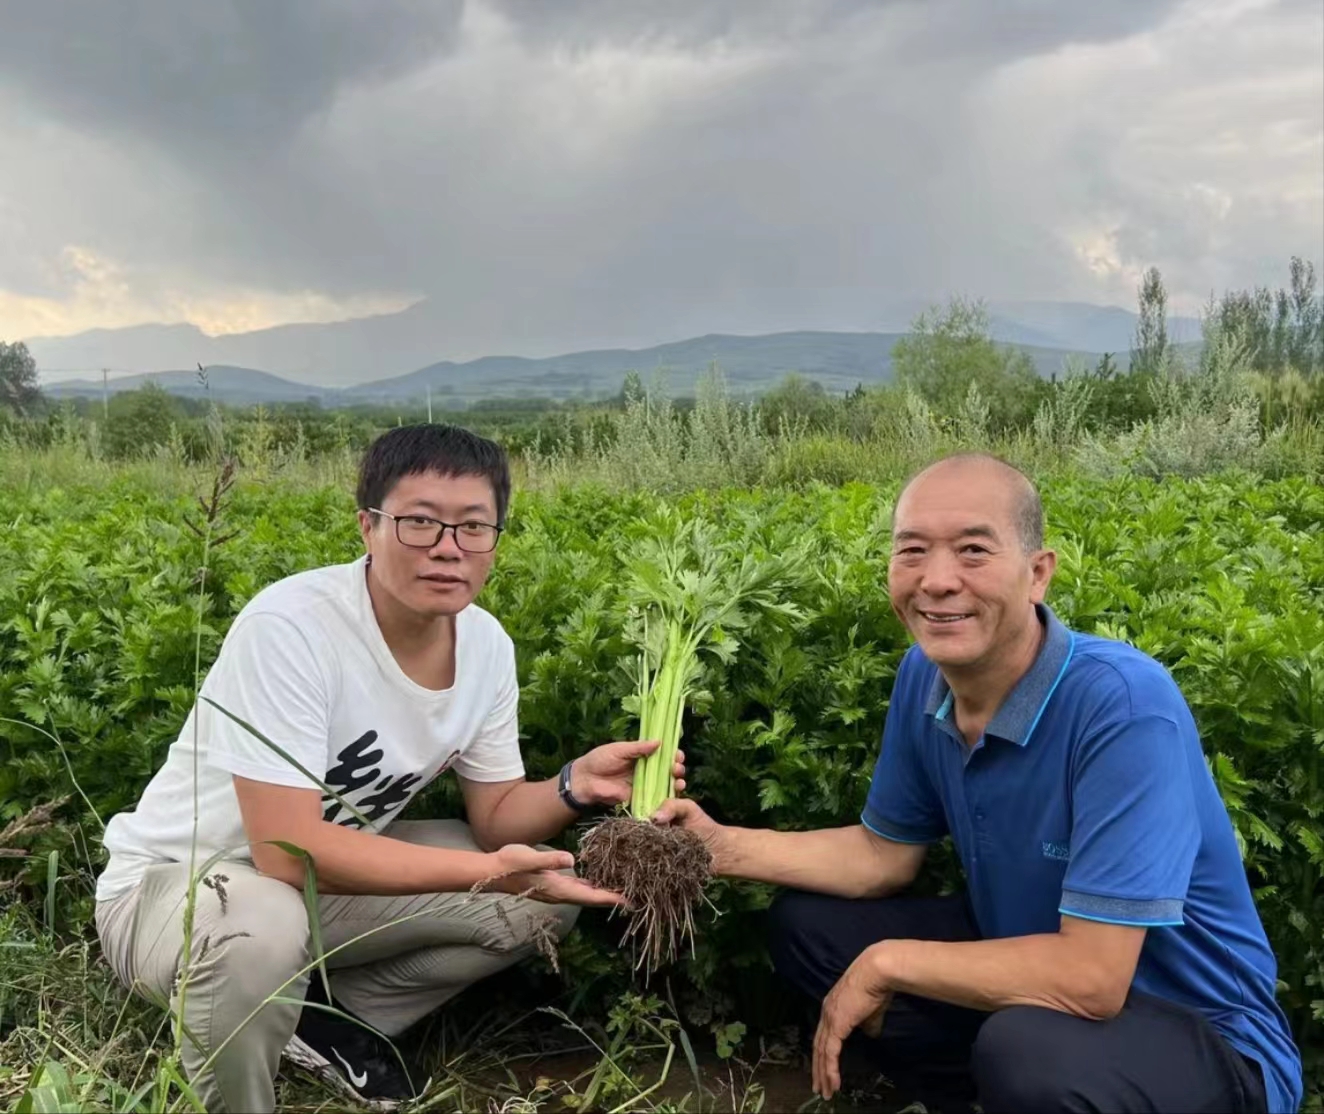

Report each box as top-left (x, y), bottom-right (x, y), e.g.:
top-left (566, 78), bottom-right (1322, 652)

top-left (102, 368), bottom-right (109, 420)
top-left (426, 384), bottom-right (433, 423)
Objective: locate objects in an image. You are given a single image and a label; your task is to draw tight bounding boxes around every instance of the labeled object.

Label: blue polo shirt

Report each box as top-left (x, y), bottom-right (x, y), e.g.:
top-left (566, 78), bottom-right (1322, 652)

top-left (862, 604), bottom-right (1302, 1114)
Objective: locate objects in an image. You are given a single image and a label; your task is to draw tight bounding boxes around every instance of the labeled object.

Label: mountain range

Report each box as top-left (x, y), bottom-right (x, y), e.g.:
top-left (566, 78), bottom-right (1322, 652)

top-left (27, 299), bottom-right (1204, 409)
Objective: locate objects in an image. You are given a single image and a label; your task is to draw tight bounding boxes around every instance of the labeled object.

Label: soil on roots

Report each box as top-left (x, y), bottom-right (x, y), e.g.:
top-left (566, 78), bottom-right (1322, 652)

top-left (577, 816), bottom-right (713, 977)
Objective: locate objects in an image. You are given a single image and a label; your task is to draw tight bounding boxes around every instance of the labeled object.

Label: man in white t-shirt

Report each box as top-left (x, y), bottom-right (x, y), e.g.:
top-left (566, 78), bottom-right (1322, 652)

top-left (94, 424), bottom-right (682, 1114)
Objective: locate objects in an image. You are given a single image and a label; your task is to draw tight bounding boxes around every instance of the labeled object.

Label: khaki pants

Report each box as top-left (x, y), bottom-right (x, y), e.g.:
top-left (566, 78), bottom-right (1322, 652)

top-left (94, 820), bottom-right (579, 1114)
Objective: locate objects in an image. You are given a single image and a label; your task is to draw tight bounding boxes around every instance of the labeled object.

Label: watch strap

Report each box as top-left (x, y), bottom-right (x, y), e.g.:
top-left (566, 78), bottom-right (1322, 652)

top-left (558, 760), bottom-right (591, 812)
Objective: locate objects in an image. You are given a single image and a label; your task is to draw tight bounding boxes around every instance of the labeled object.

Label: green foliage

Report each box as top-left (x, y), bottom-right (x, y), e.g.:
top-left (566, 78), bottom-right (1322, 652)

top-left (1, 466), bottom-right (1322, 1096)
top-left (525, 366), bottom-right (778, 494)
top-left (621, 511), bottom-right (812, 817)
top-left (4, 305), bottom-right (1322, 495)
top-left (1131, 266), bottom-right (1172, 377)
top-left (891, 297), bottom-right (1048, 432)
top-left (1071, 314), bottom-right (1324, 481)
top-left (1209, 256), bottom-right (1324, 377)
top-left (0, 341), bottom-right (41, 418)
top-left (1074, 352), bottom-right (1162, 431)
top-left (756, 374), bottom-right (836, 434)
top-left (99, 382), bottom-right (187, 461)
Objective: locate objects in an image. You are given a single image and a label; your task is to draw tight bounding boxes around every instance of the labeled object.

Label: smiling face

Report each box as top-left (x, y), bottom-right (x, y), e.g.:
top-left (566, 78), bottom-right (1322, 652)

top-left (888, 458), bottom-right (1055, 674)
top-left (357, 470), bottom-right (501, 620)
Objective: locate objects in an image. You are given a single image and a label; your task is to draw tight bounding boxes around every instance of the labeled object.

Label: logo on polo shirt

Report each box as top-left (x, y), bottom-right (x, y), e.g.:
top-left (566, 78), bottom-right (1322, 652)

top-left (1041, 840), bottom-right (1070, 862)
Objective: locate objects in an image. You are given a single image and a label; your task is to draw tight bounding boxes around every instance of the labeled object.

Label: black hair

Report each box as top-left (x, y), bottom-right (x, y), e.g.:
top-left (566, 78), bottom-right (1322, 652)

top-left (896, 451), bottom-right (1044, 552)
top-left (355, 424), bottom-right (512, 525)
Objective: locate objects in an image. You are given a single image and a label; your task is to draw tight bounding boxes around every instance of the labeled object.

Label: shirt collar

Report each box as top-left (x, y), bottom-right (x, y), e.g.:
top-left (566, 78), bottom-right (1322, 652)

top-left (923, 603), bottom-right (1075, 747)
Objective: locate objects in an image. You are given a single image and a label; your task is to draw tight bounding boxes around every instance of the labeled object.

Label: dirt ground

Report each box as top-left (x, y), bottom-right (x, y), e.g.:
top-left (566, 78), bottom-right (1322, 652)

top-left (474, 1044), bottom-right (940, 1113)
top-left (274, 964), bottom-right (958, 1113)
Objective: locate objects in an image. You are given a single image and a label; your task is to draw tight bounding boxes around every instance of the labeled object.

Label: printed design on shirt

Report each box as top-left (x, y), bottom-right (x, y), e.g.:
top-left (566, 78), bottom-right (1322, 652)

top-left (1041, 840), bottom-right (1070, 862)
top-left (322, 730), bottom-right (425, 828)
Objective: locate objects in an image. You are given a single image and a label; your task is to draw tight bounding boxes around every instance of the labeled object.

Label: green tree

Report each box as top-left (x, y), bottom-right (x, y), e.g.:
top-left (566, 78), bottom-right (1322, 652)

top-left (614, 370), bottom-right (647, 409)
top-left (104, 382), bottom-right (181, 459)
top-left (0, 340), bottom-right (42, 416)
top-left (1131, 267), bottom-right (1170, 376)
top-left (758, 373), bottom-right (835, 433)
top-left (1081, 351), bottom-right (1158, 430)
top-left (1288, 256), bottom-right (1322, 374)
top-left (1208, 256), bottom-right (1322, 376)
top-left (1214, 286), bottom-right (1273, 371)
top-left (891, 297), bottom-right (1044, 431)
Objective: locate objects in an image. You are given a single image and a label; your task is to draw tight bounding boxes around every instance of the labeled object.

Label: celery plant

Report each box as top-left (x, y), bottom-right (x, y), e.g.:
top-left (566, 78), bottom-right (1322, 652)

top-left (623, 512), bottom-right (807, 819)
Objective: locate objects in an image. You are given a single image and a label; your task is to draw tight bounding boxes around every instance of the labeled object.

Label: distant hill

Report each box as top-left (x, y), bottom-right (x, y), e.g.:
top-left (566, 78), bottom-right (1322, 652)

top-left (26, 297), bottom-right (1198, 391)
top-left (24, 322), bottom-right (217, 381)
top-left (988, 300), bottom-right (1204, 353)
top-left (44, 366), bottom-right (336, 406)
top-left (27, 300), bottom-right (488, 388)
top-left (41, 331), bottom-right (1100, 409)
top-left (344, 331), bottom-right (906, 403)
top-left (343, 330), bottom-right (1087, 405)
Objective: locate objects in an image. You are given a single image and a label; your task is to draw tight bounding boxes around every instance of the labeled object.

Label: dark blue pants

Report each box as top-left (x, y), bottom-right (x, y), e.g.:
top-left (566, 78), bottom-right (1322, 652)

top-left (767, 890), bottom-right (1268, 1113)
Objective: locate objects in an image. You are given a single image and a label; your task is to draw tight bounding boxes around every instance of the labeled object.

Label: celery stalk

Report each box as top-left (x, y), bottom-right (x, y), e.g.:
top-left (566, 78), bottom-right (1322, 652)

top-left (622, 516), bottom-right (807, 820)
top-left (630, 620), bottom-right (694, 819)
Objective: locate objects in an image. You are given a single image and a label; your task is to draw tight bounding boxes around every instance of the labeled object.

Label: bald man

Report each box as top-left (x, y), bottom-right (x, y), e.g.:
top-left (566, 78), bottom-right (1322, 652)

top-left (655, 453), bottom-right (1301, 1114)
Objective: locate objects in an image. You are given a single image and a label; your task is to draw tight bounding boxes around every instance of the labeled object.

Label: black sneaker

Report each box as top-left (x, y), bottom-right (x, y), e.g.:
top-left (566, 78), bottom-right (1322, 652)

top-left (283, 979), bottom-right (429, 1110)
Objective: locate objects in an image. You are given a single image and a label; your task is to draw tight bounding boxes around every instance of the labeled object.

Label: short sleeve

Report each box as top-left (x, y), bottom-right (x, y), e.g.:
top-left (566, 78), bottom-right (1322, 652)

top-left (861, 656), bottom-right (948, 844)
top-left (198, 611), bottom-right (332, 789)
top-left (452, 634), bottom-right (526, 783)
top-left (1060, 713), bottom-right (1199, 926)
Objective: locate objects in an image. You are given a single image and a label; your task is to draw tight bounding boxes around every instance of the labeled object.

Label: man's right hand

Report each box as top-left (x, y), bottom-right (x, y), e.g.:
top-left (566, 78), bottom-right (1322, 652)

top-left (485, 844), bottom-right (626, 908)
top-left (649, 797), bottom-right (730, 872)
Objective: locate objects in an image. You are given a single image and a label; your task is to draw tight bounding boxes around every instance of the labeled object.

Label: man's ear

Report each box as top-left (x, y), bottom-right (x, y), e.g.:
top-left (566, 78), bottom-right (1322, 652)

top-left (1030, 548), bottom-right (1057, 602)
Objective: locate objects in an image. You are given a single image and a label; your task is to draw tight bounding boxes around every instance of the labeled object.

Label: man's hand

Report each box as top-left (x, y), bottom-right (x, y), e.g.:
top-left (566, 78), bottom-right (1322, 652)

top-left (483, 844), bottom-right (626, 907)
top-left (570, 740), bottom-right (687, 808)
top-left (649, 797), bottom-right (731, 871)
top-left (813, 944), bottom-right (893, 1100)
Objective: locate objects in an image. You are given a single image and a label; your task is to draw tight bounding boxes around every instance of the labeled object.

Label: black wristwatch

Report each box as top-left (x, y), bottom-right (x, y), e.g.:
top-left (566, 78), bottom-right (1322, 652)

top-left (558, 760), bottom-right (591, 813)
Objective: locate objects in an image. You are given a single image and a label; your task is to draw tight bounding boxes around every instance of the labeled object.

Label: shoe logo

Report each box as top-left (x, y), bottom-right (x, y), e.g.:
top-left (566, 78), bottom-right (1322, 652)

top-left (331, 1047), bottom-right (368, 1090)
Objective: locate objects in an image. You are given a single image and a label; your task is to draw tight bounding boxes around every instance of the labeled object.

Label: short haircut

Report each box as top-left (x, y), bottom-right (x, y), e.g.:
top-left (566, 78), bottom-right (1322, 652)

top-left (356, 423), bottom-right (512, 526)
top-left (896, 452), bottom-right (1044, 552)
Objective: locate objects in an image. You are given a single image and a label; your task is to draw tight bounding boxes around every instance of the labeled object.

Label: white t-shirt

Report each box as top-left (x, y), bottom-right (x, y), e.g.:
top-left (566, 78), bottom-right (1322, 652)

top-left (95, 555), bottom-right (525, 902)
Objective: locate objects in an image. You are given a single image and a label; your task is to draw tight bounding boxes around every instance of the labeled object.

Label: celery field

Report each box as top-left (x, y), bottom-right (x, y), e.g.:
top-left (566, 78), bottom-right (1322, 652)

top-left (1, 461), bottom-right (1322, 1110)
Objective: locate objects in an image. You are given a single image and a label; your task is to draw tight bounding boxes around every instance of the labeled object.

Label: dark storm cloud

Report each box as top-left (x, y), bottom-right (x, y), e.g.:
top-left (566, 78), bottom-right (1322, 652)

top-left (0, 0), bottom-right (1181, 170)
top-left (486, 0), bottom-right (1184, 59)
top-left (0, 1), bottom-right (463, 158)
top-left (0, 0), bottom-right (1318, 363)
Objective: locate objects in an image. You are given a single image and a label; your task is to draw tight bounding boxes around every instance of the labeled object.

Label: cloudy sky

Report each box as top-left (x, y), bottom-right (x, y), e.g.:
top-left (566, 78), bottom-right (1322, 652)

top-left (0, 0), bottom-right (1320, 362)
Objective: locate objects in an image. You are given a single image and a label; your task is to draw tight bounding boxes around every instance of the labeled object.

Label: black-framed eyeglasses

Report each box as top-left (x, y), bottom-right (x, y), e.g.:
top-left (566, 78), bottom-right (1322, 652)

top-left (368, 508), bottom-right (504, 553)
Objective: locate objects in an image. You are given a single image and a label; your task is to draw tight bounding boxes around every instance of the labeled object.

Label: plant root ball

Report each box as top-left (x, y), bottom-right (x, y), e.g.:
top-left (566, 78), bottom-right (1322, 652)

top-left (577, 816), bottom-right (713, 978)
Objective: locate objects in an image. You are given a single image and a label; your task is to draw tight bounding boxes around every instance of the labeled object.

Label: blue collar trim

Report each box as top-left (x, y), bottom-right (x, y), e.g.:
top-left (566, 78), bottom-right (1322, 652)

top-left (923, 603), bottom-right (1075, 746)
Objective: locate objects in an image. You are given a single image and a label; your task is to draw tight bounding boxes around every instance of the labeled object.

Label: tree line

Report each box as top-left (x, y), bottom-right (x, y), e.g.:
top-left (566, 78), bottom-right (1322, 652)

top-left (3, 257), bottom-right (1321, 462)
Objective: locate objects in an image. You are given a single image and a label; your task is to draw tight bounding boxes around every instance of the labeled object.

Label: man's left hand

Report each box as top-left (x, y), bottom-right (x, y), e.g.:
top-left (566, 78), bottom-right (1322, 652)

top-left (570, 740), bottom-right (687, 808)
top-left (813, 944), bottom-right (894, 1100)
